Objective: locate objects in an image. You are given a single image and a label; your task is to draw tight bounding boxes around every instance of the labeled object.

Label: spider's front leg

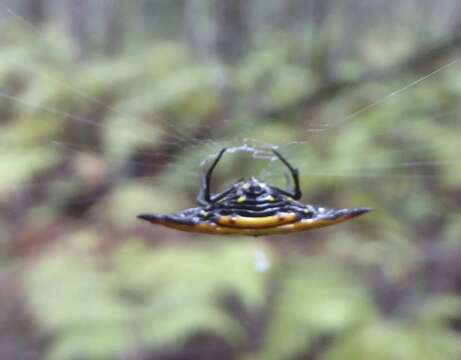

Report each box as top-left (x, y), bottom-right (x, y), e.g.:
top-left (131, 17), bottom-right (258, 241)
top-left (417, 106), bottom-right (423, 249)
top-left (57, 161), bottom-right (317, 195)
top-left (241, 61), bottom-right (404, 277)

top-left (272, 148), bottom-right (302, 200)
top-left (196, 176), bottom-right (209, 206)
top-left (197, 148), bottom-right (228, 204)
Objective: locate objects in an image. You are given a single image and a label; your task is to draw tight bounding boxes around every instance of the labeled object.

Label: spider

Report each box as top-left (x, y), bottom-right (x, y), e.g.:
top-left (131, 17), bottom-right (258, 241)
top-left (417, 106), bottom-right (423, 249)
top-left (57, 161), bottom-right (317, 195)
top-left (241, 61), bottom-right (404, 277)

top-left (138, 148), bottom-right (371, 236)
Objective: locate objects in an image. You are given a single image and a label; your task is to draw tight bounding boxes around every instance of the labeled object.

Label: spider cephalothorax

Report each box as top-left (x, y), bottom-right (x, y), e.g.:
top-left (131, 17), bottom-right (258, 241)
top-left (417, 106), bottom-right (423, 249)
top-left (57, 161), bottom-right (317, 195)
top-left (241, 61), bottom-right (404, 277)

top-left (138, 148), bottom-right (371, 236)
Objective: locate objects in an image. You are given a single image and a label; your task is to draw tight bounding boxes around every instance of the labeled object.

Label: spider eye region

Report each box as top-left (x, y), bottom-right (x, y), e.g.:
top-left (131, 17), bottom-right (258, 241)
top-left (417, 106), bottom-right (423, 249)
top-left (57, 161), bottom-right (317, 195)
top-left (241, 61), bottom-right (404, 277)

top-left (242, 178), bottom-right (267, 196)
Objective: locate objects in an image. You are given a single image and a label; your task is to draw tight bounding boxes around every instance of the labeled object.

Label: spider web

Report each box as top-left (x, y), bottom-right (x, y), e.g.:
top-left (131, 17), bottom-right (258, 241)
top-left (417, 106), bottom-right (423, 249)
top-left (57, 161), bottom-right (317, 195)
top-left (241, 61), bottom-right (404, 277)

top-left (1, 1), bottom-right (461, 248)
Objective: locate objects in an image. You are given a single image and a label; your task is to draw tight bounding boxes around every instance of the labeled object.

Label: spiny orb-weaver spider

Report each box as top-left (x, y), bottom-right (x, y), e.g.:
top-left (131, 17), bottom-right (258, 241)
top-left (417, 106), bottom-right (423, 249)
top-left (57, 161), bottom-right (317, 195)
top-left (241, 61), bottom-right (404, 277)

top-left (138, 148), bottom-right (371, 236)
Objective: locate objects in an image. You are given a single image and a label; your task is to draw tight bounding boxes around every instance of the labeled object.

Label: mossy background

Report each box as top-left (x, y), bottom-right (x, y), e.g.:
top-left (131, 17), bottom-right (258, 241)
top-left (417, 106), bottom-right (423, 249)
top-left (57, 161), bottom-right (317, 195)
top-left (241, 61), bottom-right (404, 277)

top-left (2, 1), bottom-right (461, 359)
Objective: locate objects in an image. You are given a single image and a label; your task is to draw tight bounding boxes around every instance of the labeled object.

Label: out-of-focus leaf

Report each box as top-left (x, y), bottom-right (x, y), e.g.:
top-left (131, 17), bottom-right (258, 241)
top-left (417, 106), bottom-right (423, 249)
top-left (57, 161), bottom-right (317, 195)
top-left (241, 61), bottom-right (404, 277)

top-left (415, 295), bottom-right (461, 326)
top-left (26, 237), bottom-right (271, 359)
top-left (0, 148), bottom-right (58, 195)
top-left (325, 321), bottom-right (461, 360)
top-left (92, 181), bottom-right (189, 227)
top-left (255, 258), bottom-right (376, 360)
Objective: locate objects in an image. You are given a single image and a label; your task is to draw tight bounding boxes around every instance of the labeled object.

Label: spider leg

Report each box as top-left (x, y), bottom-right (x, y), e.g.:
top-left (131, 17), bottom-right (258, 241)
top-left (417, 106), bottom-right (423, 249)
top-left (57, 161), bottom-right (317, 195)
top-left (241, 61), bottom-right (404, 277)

top-left (196, 176), bottom-right (209, 206)
top-left (197, 147), bottom-right (227, 204)
top-left (272, 148), bottom-right (302, 199)
top-left (210, 185), bottom-right (236, 203)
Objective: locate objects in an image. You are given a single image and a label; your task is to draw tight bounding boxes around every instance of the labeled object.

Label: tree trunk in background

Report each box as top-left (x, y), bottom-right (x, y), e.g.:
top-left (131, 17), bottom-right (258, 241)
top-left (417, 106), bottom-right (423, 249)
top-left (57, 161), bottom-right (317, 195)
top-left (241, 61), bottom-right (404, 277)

top-left (183, 0), bottom-right (214, 63)
top-left (65, 0), bottom-right (91, 59)
top-left (215, 0), bottom-right (248, 65)
top-left (62, 0), bottom-right (102, 151)
top-left (104, 0), bottom-right (125, 55)
top-left (22, 0), bottom-right (47, 24)
top-left (311, 0), bottom-right (332, 29)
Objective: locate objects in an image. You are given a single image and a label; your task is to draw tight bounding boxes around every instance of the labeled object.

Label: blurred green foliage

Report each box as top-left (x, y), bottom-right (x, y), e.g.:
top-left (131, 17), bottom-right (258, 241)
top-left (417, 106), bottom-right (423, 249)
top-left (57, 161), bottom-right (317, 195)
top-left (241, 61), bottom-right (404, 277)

top-left (27, 237), bottom-right (461, 360)
top-left (2, 9), bottom-right (461, 360)
top-left (27, 236), bottom-right (269, 359)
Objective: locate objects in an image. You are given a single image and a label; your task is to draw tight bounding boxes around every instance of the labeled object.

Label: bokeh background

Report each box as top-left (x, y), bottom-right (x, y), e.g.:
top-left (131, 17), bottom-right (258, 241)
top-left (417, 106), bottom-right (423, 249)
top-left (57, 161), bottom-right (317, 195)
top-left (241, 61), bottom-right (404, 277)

top-left (2, 1), bottom-right (461, 359)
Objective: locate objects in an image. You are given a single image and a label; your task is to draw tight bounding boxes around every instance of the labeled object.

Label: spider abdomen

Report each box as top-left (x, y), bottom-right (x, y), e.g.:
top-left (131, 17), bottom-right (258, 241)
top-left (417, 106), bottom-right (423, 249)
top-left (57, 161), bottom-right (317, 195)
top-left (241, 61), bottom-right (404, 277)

top-left (216, 213), bottom-right (299, 229)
